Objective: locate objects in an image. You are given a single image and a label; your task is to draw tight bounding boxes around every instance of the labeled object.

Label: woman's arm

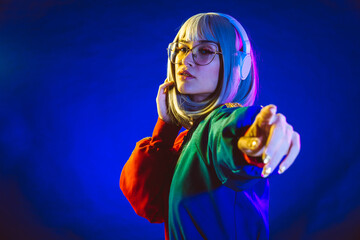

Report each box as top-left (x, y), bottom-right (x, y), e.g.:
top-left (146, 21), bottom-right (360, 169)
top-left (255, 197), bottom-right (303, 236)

top-left (208, 105), bottom-right (300, 189)
top-left (208, 106), bottom-right (264, 187)
top-left (120, 79), bottom-right (181, 223)
top-left (120, 118), bottom-right (182, 223)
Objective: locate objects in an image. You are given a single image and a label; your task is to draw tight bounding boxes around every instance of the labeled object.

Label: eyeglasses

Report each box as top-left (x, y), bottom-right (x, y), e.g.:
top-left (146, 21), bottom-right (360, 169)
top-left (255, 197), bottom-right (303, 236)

top-left (167, 41), bottom-right (222, 66)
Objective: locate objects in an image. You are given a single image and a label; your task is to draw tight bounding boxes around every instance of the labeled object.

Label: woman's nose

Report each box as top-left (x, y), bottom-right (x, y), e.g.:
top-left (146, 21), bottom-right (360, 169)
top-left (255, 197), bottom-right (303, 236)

top-left (182, 50), bottom-right (194, 66)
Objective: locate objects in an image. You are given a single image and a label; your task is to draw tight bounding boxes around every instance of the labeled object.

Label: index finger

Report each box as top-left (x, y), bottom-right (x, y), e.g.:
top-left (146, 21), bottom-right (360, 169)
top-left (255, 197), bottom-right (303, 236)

top-left (161, 81), bottom-right (175, 94)
top-left (255, 104), bottom-right (277, 129)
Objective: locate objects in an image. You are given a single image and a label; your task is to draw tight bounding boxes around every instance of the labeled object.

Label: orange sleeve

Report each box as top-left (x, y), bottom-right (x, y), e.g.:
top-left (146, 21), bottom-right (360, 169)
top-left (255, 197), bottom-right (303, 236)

top-left (120, 118), bottom-right (182, 223)
top-left (242, 126), bottom-right (265, 169)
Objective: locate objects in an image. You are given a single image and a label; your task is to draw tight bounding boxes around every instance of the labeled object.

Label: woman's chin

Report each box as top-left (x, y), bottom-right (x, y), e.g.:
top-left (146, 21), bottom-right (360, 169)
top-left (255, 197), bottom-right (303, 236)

top-left (176, 84), bottom-right (190, 94)
top-left (176, 85), bottom-right (211, 102)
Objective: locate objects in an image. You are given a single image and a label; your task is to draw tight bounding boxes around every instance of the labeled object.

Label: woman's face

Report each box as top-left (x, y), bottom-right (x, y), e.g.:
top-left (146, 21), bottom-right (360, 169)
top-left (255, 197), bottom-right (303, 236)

top-left (174, 39), bottom-right (221, 102)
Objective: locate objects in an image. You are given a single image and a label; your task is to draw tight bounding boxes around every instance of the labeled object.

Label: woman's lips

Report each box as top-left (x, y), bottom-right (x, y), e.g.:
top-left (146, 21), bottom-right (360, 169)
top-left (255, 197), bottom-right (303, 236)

top-left (178, 74), bottom-right (195, 80)
top-left (178, 69), bottom-right (195, 79)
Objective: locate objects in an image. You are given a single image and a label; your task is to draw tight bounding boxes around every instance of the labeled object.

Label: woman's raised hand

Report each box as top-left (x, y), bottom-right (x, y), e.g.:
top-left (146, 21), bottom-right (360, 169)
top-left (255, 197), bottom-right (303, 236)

top-left (156, 79), bottom-right (175, 123)
top-left (237, 105), bottom-right (301, 178)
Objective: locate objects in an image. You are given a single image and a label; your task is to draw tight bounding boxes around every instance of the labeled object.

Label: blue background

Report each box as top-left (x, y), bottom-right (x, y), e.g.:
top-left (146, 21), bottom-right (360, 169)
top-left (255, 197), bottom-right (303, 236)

top-left (1, 0), bottom-right (360, 239)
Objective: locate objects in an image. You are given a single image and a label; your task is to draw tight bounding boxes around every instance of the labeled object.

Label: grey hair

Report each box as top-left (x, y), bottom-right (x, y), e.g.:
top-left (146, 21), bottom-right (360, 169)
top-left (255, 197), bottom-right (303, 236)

top-left (166, 13), bottom-right (258, 129)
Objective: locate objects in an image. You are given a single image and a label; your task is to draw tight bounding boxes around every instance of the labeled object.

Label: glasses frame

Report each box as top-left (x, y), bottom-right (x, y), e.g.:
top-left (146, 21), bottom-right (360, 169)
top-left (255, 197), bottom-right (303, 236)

top-left (167, 41), bottom-right (222, 66)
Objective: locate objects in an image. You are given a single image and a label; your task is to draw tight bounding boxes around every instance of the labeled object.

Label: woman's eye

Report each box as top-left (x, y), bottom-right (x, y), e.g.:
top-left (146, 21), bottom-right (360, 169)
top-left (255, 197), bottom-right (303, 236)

top-left (178, 47), bottom-right (188, 52)
top-left (199, 48), bottom-right (213, 55)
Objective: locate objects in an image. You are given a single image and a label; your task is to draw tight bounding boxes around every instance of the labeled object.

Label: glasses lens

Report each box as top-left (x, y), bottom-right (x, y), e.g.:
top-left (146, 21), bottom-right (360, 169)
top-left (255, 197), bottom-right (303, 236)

top-left (167, 42), bottom-right (218, 65)
top-left (168, 42), bottom-right (188, 64)
top-left (193, 43), bottom-right (218, 65)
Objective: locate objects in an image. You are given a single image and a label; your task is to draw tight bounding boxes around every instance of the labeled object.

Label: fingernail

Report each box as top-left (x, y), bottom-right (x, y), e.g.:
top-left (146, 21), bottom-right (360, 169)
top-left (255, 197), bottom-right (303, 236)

top-left (278, 166), bottom-right (286, 174)
top-left (270, 107), bottom-right (276, 115)
top-left (263, 155), bottom-right (271, 164)
top-left (248, 139), bottom-right (259, 150)
top-left (262, 166), bottom-right (272, 178)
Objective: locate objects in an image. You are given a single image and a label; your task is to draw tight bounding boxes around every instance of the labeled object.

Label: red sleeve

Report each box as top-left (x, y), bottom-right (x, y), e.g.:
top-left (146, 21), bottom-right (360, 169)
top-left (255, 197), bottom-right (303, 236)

top-left (242, 126), bottom-right (265, 168)
top-left (120, 118), bottom-right (182, 223)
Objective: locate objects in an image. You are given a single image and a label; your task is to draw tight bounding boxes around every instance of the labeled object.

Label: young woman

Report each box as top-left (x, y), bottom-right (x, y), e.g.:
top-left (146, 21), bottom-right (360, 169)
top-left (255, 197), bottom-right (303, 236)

top-left (120, 12), bottom-right (300, 240)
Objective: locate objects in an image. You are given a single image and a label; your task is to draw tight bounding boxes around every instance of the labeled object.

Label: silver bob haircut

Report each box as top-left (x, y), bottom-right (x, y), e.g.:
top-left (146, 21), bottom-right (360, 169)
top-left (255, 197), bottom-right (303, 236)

top-left (166, 13), bottom-right (258, 129)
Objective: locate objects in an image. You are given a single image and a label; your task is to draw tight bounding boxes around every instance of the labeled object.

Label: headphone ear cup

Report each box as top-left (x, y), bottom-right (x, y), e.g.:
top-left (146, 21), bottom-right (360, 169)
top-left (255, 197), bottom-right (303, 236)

top-left (239, 52), bottom-right (251, 80)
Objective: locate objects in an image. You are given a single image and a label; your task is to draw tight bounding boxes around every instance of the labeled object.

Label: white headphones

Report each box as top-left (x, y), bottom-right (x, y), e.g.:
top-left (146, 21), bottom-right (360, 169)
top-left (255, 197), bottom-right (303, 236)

top-left (216, 13), bottom-right (252, 80)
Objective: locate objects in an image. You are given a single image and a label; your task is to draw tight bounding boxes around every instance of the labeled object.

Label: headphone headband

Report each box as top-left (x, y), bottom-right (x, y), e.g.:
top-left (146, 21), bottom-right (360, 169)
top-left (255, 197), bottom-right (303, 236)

top-left (215, 13), bottom-right (251, 54)
top-left (214, 13), bottom-right (252, 80)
